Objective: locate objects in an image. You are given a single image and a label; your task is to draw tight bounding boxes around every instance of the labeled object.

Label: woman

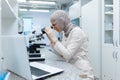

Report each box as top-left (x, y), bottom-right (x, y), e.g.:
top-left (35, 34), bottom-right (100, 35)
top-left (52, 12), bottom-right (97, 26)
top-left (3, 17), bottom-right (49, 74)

top-left (45, 10), bottom-right (94, 80)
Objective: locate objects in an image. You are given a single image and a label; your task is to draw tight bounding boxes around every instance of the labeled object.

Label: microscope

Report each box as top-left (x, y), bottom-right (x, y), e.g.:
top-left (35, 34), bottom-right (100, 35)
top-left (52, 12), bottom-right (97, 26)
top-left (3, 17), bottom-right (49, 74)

top-left (28, 28), bottom-right (46, 62)
top-left (28, 27), bottom-right (53, 62)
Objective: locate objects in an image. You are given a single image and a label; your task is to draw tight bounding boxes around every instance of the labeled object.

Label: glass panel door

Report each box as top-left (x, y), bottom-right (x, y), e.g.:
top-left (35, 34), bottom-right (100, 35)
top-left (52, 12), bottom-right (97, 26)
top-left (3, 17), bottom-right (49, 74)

top-left (119, 1), bottom-right (120, 45)
top-left (23, 17), bottom-right (33, 35)
top-left (104, 0), bottom-right (113, 44)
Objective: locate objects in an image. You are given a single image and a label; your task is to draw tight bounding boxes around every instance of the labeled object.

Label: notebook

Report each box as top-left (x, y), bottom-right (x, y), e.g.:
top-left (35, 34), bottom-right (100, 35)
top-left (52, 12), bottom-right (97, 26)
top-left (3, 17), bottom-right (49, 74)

top-left (1, 36), bottom-right (64, 80)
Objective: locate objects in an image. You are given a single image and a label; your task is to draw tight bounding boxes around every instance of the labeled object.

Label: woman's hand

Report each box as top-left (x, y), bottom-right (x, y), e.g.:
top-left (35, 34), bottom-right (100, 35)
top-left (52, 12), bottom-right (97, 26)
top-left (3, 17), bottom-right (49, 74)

top-left (45, 27), bottom-right (58, 45)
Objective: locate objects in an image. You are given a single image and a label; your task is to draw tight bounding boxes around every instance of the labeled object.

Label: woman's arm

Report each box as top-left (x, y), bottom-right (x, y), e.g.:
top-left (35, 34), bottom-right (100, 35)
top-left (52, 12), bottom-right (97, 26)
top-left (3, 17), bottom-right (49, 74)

top-left (52, 28), bottom-right (87, 62)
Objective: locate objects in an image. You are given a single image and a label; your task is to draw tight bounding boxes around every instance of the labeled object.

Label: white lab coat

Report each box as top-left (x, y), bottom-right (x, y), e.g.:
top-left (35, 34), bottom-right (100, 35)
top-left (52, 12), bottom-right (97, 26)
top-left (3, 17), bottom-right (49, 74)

top-left (51, 27), bottom-right (94, 80)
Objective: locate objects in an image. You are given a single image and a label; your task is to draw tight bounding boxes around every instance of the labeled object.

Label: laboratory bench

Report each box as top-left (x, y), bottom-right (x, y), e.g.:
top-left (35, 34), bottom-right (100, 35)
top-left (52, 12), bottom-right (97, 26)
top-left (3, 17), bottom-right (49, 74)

top-left (8, 48), bottom-right (82, 80)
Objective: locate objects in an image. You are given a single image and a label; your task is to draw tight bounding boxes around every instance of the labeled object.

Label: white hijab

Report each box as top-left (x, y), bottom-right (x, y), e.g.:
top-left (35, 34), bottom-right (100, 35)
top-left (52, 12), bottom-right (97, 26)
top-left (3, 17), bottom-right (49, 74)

top-left (50, 10), bottom-right (75, 37)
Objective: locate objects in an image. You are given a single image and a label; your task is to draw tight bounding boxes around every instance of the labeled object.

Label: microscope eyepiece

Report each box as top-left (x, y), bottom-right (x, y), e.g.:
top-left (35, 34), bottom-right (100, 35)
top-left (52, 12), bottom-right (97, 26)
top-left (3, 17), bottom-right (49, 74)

top-left (41, 26), bottom-right (53, 34)
top-left (41, 28), bottom-right (46, 34)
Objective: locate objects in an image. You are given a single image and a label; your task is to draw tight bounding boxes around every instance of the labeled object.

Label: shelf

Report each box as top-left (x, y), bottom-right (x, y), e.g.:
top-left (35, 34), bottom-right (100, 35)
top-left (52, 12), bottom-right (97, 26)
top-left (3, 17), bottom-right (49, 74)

top-left (105, 12), bottom-right (113, 14)
top-left (105, 5), bottom-right (113, 15)
top-left (105, 5), bottom-right (113, 7)
top-left (105, 9), bottom-right (113, 14)
top-left (2, 0), bottom-right (17, 18)
top-left (105, 27), bottom-right (113, 31)
top-left (105, 29), bottom-right (113, 31)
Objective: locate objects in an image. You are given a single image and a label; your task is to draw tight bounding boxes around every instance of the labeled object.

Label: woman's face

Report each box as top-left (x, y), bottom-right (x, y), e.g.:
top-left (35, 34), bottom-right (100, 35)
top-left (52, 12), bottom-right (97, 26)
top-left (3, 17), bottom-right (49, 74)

top-left (51, 22), bottom-right (62, 32)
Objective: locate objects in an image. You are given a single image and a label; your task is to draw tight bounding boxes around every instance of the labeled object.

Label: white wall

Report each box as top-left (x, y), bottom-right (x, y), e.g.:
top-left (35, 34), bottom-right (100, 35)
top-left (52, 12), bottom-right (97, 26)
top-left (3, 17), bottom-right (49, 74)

top-left (81, 0), bottom-right (102, 79)
top-left (69, 1), bottom-right (81, 20)
top-left (20, 11), bottom-right (59, 45)
top-left (21, 12), bottom-right (51, 29)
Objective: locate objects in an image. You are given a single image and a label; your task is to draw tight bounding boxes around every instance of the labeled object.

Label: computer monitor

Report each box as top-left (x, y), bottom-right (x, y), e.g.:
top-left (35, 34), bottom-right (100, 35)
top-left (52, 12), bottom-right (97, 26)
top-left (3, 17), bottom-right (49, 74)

top-left (1, 36), bottom-right (32, 79)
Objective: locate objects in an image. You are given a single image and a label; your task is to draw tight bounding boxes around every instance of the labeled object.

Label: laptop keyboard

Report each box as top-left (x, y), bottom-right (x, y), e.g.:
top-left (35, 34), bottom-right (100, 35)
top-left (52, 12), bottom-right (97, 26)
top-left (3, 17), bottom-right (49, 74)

top-left (30, 66), bottom-right (50, 77)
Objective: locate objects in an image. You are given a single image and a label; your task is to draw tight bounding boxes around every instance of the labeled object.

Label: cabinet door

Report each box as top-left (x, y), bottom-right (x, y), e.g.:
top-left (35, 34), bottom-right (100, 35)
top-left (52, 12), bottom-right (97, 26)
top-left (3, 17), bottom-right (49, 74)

top-left (113, 0), bottom-right (120, 48)
top-left (103, 0), bottom-right (114, 44)
top-left (102, 46), bottom-right (116, 80)
top-left (102, 0), bottom-right (120, 80)
top-left (103, 0), bottom-right (119, 46)
top-left (116, 48), bottom-right (120, 80)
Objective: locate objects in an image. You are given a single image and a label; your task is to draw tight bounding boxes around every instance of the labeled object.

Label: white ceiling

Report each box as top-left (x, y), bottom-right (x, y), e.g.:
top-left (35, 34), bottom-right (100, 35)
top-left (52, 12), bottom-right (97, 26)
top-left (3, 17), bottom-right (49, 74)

top-left (18, 0), bottom-right (79, 12)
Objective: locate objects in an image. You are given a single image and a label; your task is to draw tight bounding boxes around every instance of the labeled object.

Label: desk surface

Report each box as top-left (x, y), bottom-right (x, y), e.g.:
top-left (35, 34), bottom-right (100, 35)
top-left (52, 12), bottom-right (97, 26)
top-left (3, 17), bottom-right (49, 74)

top-left (9, 48), bottom-right (82, 80)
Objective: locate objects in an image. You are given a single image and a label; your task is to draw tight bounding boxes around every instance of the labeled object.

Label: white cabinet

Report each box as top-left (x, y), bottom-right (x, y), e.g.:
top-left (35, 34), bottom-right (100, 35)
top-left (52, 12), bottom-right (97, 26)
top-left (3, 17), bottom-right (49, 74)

top-left (81, 0), bottom-right (101, 79)
top-left (102, 0), bottom-right (120, 80)
top-left (102, 47), bottom-right (120, 80)
top-left (0, 0), bottom-right (18, 72)
top-left (102, 47), bottom-right (116, 80)
top-left (115, 48), bottom-right (120, 80)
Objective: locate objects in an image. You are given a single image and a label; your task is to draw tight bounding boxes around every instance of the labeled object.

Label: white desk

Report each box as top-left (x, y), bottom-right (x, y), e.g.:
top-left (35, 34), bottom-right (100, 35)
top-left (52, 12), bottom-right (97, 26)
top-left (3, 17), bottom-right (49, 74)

top-left (8, 48), bottom-right (82, 80)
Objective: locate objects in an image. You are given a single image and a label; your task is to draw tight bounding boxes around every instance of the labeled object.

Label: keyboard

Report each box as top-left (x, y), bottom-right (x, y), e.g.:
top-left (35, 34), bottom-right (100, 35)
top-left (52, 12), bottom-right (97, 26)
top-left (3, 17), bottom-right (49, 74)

top-left (30, 66), bottom-right (49, 77)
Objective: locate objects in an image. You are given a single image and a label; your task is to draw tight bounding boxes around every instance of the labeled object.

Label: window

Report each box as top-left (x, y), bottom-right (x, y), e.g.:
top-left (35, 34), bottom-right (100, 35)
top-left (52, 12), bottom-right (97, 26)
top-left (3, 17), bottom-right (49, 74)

top-left (23, 17), bottom-right (33, 35)
top-left (71, 17), bottom-right (80, 26)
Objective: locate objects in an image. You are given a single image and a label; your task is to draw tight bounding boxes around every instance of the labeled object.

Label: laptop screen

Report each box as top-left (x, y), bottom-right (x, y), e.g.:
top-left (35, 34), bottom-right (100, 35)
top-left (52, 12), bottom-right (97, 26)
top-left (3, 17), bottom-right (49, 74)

top-left (1, 36), bottom-right (33, 80)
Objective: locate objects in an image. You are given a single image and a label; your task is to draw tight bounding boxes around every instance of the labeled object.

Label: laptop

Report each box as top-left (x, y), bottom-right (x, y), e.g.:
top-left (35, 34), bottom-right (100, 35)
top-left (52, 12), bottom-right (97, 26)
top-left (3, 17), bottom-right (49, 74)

top-left (1, 36), bottom-right (64, 80)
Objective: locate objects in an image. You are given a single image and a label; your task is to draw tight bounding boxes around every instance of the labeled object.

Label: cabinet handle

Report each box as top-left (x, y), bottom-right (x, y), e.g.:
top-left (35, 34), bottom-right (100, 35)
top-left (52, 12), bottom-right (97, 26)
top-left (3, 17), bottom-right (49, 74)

top-left (113, 51), bottom-right (115, 59)
top-left (113, 40), bottom-right (116, 46)
top-left (117, 40), bottom-right (119, 47)
top-left (116, 40), bottom-right (118, 47)
top-left (115, 52), bottom-right (118, 62)
top-left (113, 41), bottom-right (115, 46)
